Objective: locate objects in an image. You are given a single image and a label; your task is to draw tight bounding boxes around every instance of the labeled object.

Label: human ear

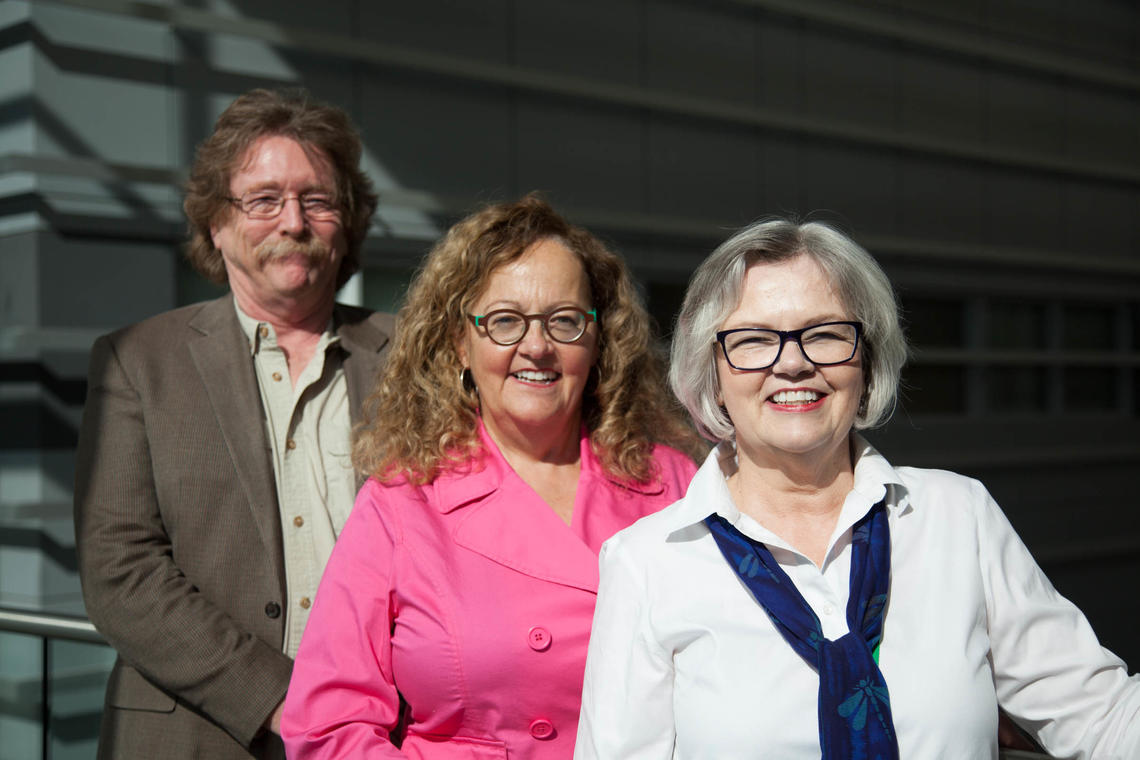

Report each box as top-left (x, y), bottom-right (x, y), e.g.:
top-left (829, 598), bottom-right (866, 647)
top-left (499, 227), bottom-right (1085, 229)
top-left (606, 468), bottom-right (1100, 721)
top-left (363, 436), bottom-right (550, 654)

top-left (454, 329), bottom-right (469, 368)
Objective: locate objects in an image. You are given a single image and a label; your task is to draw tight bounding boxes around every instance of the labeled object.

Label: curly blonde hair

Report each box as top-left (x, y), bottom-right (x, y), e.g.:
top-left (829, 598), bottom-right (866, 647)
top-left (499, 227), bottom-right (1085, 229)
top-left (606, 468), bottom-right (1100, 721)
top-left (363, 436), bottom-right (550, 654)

top-left (354, 194), bottom-right (704, 484)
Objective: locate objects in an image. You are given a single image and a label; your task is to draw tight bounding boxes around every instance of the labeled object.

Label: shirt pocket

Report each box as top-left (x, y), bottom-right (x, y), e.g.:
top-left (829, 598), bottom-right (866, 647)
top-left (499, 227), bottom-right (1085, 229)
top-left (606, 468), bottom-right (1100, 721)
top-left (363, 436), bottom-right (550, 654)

top-left (325, 447), bottom-right (357, 533)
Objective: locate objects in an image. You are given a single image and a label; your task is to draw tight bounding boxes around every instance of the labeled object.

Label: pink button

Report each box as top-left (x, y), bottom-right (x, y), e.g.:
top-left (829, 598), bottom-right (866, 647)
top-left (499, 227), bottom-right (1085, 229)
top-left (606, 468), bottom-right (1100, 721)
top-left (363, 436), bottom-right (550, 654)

top-left (527, 626), bottom-right (552, 651)
top-left (529, 718), bottom-right (555, 740)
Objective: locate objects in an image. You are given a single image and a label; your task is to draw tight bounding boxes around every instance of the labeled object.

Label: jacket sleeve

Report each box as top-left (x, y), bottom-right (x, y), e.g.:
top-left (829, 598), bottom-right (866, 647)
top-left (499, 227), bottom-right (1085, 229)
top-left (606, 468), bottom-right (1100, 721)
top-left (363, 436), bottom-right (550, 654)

top-left (574, 535), bottom-right (676, 759)
top-left (977, 480), bottom-right (1140, 759)
top-left (281, 479), bottom-right (408, 758)
top-left (73, 335), bottom-right (292, 747)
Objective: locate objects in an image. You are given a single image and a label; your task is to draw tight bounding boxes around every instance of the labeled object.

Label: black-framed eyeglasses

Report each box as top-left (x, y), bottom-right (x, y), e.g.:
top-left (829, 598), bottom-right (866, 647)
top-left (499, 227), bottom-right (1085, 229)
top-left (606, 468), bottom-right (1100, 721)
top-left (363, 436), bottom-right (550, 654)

top-left (227, 190), bottom-right (341, 220)
top-left (468, 307), bottom-right (598, 346)
top-left (715, 321), bottom-right (863, 371)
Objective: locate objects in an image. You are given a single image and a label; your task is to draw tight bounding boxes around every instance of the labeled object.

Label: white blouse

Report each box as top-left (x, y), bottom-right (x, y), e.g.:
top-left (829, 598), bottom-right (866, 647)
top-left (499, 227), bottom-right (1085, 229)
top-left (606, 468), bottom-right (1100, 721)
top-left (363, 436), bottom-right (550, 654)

top-left (575, 437), bottom-right (1140, 760)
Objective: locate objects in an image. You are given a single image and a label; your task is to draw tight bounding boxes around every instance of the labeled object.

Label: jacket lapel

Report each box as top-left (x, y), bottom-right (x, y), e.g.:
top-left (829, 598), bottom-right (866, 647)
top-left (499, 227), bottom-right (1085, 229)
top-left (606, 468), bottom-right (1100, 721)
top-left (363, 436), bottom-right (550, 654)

top-left (333, 305), bottom-right (393, 489)
top-left (187, 297), bottom-right (283, 566)
top-left (445, 431), bottom-right (610, 594)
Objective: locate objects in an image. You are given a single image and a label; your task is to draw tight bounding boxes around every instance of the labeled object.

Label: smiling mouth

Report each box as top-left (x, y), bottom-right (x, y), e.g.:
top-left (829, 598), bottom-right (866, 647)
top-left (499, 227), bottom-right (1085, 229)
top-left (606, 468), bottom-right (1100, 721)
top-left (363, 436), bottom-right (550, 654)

top-left (512, 369), bottom-right (559, 384)
top-left (769, 390), bottom-right (823, 406)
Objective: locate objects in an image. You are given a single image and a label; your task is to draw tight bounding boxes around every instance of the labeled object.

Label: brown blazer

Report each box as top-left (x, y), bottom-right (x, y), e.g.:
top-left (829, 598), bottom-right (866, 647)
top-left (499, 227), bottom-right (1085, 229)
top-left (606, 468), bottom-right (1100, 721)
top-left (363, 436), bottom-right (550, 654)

top-left (73, 295), bottom-right (393, 760)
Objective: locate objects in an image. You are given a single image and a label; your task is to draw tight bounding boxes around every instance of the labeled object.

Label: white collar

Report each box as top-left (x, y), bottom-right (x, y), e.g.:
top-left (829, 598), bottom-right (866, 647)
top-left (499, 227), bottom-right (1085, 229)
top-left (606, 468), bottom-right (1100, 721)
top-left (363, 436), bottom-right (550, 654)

top-left (665, 434), bottom-right (911, 542)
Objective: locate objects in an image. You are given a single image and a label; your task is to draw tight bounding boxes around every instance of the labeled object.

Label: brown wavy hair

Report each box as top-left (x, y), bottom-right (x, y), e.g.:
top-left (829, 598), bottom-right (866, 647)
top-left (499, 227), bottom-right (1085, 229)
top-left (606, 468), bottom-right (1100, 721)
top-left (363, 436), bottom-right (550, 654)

top-left (183, 88), bottom-right (377, 289)
top-left (354, 194), bottom-right (704, 484)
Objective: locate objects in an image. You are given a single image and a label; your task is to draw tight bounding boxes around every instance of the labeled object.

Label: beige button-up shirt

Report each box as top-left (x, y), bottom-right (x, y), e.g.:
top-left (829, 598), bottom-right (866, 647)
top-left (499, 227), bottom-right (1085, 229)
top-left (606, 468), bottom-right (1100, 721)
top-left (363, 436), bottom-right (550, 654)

top-left (235, 301), bottom-right (356, 658)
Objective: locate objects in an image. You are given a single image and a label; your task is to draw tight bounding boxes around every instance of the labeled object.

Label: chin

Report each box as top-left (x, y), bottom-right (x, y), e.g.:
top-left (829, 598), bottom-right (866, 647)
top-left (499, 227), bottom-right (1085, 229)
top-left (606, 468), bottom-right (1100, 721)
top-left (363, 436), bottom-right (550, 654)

top-left (515, 412), bottom-right (570, 429)
top-left (276, 269), bottom-right (331, 293)
top-left (507, 404), bottom-right (576, 428)
top-left (745, 429), bottom-right (845, 458)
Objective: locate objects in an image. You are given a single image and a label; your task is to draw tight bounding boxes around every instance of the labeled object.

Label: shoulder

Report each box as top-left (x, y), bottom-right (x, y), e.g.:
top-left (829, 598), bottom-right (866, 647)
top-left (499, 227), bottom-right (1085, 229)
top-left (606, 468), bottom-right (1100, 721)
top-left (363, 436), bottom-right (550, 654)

top-left (367, 310), bottom-right (396, 334)
top-left (334, 304), bottom-right (395, 338)
top-left (621, 444), bottom-right (723, 544)
top-left (357, 473), bottom-right (430, 509)
top-left (90, 300), bottom-right (230, 380)
top-left (883, 463), bottom-right (1001, 543)
top-left (649, 442), bottom-right (699, 472)
top-left (647, 443), bottom-right (700, 494)
top-left (892, 465), bottom-right (991, 506)
top-left (333, 305), bottom-right (396, 366)
top-left (855, 439), bottom-right (991, 515)
top-left (593, 497), bottom-right (706, 604)
top-left (350, 475), bottom-right (434, 543)
top-left (603, 493), bottom-right (696, 566)
top-left (103, 299), bottom-right (222, 349)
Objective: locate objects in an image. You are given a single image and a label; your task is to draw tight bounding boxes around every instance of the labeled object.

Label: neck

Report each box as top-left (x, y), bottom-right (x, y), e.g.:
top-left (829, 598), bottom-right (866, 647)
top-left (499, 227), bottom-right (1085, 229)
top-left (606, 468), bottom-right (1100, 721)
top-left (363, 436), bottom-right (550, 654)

top-left (232, 287), bottom-right (334, 338)
top-left (233, 289), bottom-right (335, 383)
top-left (483, 414), bottom-right (582, 468)
top-left (729, 437), bottom-right (855, 524)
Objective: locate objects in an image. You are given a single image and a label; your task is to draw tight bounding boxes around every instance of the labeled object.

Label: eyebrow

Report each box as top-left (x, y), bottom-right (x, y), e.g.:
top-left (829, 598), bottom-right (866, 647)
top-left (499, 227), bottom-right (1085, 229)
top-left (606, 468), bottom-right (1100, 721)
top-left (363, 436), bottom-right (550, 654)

top-left (233, 181), bottom-right (335, 194)
top-left (478, 300), bottom-right (586, 311)
top-left (721, 314), bottom-right (850, 329)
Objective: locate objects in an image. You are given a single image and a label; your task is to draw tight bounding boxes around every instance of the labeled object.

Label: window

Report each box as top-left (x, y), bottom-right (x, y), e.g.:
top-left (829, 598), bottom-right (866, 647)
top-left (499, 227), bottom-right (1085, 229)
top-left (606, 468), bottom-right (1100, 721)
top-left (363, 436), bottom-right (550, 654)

top-left (988, 300), bottom-right (1048, 350)
top-left (898, 295), bottom-right (1131, 419)
top-left (1062, 304), bottom-right (1115, 351)
top-left (1063, 368), bottom-right (1116, 411)
top-left (985, 366), bottom-right (1049, 413)
top-left (900, 365), bottom-right (967, 414)
top-left (902, 296), bottom-right (963, 348)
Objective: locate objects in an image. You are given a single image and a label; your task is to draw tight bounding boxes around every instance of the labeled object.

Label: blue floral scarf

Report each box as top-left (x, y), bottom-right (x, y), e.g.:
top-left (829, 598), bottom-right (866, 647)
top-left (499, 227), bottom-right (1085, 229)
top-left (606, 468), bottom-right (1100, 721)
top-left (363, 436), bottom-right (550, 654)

top-left (704, 501), bottom-right (899, 760)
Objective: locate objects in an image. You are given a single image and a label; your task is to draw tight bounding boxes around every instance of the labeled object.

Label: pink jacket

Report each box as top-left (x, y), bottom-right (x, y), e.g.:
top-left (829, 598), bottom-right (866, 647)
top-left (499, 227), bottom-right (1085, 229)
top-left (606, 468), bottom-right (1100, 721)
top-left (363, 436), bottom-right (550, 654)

top-left (282, 425), bottom-right (696, 759)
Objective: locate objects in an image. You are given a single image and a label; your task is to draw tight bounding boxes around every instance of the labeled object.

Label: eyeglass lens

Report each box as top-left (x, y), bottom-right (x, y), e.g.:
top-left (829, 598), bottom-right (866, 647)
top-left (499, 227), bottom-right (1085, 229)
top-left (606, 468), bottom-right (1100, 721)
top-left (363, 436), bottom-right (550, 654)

top-left (237, 191), bottom-right (338, 220)
top-left (722, 322), bottom-right (859, 369)
top-left (483, 308), bottom-right (590, 345)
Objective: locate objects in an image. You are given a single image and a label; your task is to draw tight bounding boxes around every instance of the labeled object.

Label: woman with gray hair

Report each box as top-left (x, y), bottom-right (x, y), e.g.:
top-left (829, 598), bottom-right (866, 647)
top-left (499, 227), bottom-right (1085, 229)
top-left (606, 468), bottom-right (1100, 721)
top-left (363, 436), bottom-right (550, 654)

top-left (574, 219), bottom-right (1139, 759)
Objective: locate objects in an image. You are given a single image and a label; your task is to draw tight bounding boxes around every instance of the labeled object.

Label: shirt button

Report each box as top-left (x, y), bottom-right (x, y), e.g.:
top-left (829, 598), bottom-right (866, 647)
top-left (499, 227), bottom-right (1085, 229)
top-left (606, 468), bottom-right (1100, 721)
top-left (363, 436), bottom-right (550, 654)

top-left (299, 597), bottom-right (311, 610)
top-left (286, 439), bottom-right (297, 450)
top-left (293, 515), bottom-right (304, 528)
top-left (264, 602), bottom-right (281, 619)
top-left (823, 604), bottom-right (835, 616)
top-left (529, 718), bottom-right (555, 740)
top-left (527, 626), bottom-right (552, 651)
top-left (272, 371), bottom-right (282, 382)
top-left (259, 326), bottom-right (269, 338)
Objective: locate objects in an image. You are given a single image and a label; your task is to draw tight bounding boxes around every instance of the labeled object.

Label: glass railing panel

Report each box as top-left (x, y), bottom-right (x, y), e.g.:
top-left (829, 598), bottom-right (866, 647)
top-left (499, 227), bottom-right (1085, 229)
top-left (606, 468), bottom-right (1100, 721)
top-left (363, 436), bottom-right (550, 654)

top-left (0, 631), bottom-right (45, 760)
top-left (46, 638), bottom-right (113, 760)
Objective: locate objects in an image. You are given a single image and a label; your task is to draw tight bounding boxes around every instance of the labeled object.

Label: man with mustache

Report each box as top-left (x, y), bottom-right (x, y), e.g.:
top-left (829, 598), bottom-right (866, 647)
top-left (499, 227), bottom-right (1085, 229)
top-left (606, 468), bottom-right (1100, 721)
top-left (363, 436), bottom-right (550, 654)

top-left (73, 88), bottom-right (393, 760)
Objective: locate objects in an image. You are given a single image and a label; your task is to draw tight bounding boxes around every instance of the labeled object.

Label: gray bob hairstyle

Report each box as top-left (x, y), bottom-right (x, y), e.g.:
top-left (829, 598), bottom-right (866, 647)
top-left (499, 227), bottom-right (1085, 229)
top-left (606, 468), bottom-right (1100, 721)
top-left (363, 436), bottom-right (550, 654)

top-left (669, 219), bottom-right (907, 441)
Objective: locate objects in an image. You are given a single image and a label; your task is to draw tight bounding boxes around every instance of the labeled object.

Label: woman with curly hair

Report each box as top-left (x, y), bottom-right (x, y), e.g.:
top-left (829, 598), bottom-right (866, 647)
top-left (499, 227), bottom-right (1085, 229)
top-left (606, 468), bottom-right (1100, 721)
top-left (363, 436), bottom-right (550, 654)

top-left (281, 194), bottom-right (703, 759)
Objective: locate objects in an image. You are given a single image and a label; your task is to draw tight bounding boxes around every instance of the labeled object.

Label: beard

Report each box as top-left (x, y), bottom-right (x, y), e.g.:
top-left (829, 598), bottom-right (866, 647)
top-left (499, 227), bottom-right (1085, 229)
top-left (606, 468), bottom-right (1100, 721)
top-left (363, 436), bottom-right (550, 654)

top-left (254, 236), bottom-right (331, 267)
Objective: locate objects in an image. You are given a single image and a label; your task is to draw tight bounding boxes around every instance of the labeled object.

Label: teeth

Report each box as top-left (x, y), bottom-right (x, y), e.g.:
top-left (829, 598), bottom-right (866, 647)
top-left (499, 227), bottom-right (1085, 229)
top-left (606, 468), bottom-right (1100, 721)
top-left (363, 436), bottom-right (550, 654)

top-left (772, 390), bottom-right (820, 404)
top-left (514, 370), bottom-right (557, 382)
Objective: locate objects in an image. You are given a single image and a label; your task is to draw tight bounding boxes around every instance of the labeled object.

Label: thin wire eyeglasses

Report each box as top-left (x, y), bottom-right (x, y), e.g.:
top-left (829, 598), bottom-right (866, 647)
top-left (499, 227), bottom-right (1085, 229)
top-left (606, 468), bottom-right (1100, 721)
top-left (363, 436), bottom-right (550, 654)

top-left (715, 321), bottom-right (863, 371)
top-left (468, 307), bottom-right (598, 346)
top-left (226, 190), bottom-right (341, 221)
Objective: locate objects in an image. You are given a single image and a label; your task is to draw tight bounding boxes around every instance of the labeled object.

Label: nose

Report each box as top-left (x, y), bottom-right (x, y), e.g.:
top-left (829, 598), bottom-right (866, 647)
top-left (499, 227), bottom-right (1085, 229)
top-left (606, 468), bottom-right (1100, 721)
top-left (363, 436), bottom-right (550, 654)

top-left (277, 197), bottom-right (308, 235)
top-left (771, 336), bottom-right (813, 375)
top-left (517, 316), bottom-right (553, 355)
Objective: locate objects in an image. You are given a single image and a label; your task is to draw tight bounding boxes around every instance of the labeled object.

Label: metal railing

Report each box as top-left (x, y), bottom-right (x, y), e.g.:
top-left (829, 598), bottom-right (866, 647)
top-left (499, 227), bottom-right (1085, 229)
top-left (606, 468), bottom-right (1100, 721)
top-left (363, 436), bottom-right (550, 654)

top-left (0, 607), bottom-right (104, 645)
top-left (0, 607), bottom-right (1053, 759)
top-left (0, 607), bottom-right (107, 760)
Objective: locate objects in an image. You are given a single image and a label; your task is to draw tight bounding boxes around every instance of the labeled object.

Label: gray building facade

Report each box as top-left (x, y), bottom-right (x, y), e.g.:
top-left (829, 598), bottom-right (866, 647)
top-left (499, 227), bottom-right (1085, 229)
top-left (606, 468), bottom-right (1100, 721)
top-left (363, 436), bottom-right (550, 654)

top-left (2, 0), bottom-right (1137, 757)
